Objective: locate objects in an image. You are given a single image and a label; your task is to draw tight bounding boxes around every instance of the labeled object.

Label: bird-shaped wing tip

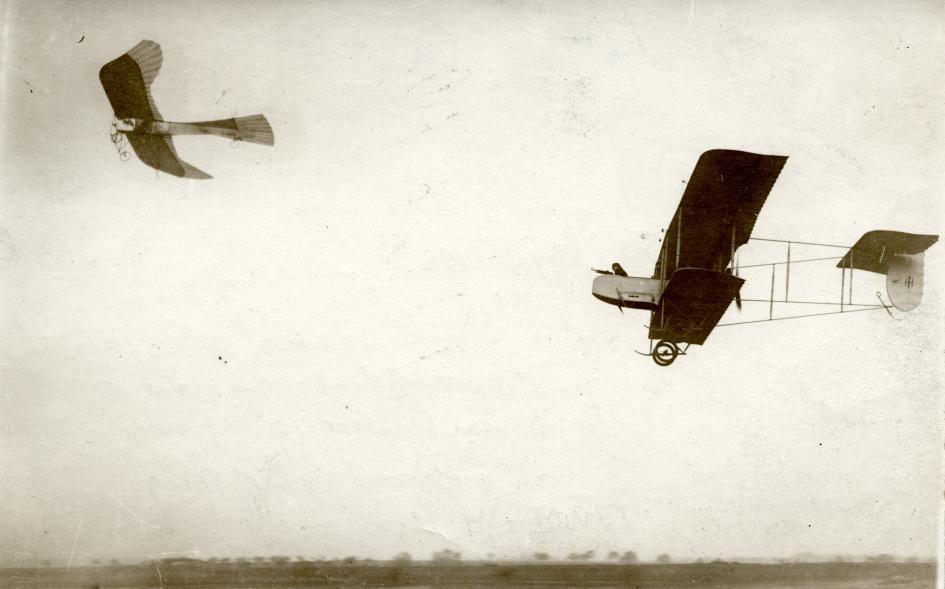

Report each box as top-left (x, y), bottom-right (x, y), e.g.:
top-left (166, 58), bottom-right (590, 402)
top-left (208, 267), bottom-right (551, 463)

top-left (181, 165), bottom-right (212, 180)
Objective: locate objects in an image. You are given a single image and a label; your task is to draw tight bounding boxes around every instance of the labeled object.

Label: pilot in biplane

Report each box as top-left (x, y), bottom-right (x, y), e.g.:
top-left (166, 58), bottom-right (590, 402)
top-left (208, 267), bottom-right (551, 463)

top-left (593, 263), bottom-right (629, 277)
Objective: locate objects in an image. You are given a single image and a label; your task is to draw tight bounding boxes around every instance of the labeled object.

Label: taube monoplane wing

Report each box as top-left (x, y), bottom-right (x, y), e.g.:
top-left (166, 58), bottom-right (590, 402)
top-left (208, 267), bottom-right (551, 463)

top-left (99, 39), bottom-right (164, 121)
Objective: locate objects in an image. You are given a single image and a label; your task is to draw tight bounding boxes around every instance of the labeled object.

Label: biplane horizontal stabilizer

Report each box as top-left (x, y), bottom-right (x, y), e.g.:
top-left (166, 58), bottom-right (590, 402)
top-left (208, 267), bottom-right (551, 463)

top-left (837, 230), bottom-right (938, 274)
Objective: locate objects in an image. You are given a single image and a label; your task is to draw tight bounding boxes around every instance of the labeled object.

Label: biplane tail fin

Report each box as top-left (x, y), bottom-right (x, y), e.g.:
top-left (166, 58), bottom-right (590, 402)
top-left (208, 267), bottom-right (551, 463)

top-left (181, 114), bottom-right (275, 146)
top-left (838, 230), bottom-right (938, 312)
top-left (886, 252), bottom-right (926, 312)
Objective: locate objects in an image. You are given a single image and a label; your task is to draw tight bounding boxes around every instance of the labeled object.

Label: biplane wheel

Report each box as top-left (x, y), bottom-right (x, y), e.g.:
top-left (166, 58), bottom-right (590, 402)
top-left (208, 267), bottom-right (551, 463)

top-left (119, 151), bottom-right (130, 161)
top-left (652, 340), bottom-right (678, 366)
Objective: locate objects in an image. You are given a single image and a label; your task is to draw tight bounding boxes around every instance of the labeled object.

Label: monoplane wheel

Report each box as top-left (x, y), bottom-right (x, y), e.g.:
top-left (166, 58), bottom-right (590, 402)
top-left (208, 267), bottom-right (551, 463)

top-left (652, 340), bottom-right (678, 366)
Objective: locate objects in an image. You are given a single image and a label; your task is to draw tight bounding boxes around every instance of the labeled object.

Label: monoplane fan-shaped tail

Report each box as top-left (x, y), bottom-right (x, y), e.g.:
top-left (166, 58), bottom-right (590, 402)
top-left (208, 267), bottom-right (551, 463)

top-left (186, 114), bottom-right (275, 145)
top-left (233, 115), bottom-right (275, 145)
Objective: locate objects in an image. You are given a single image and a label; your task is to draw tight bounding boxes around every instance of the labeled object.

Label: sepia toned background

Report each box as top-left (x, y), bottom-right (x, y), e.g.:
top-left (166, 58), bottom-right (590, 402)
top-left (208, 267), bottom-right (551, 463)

top-left (1, 0), bottom-right (942, 568)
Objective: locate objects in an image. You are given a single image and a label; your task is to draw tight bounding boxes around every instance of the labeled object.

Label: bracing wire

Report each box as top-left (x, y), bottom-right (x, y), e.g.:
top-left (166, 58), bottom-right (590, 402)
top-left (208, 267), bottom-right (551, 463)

top-left (718, 305), bottom-right (887, 327)
top-left (737, 255), bottom-right (843, 269)
top-left (736, 298), bottom-right (882, 307)
top-left (750, 237), bottom-right (851, 249)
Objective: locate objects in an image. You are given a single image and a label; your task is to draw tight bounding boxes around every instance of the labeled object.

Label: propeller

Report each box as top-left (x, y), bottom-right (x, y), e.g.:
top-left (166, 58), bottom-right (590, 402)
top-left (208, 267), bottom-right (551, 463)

top-left (732, 251), bottom-right (742, 310)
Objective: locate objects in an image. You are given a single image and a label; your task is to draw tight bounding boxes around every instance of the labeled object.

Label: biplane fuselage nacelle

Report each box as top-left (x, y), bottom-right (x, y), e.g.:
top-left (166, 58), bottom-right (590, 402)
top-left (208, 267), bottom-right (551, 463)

top-left (592, 274), bottom-right (662, 311)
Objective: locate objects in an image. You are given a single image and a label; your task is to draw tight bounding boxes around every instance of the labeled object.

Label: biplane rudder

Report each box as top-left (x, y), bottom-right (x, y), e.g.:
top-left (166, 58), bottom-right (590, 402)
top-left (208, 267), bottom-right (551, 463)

top-left (885, 252), bottom-right (927, 312)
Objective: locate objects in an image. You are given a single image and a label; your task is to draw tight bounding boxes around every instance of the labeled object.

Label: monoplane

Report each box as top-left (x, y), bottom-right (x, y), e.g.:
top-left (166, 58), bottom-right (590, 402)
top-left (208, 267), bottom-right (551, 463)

top-left (592, 149), bottom-right (938, 366)
top-left (100, 40), bottom-right (274, 179)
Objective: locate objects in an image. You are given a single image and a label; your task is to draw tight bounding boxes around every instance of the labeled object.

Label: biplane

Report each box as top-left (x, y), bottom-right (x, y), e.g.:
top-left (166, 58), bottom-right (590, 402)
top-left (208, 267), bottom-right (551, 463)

top-left (592, 149), bottom-right (938, 366)
top-left (100, 40), bottom-right (274, 179)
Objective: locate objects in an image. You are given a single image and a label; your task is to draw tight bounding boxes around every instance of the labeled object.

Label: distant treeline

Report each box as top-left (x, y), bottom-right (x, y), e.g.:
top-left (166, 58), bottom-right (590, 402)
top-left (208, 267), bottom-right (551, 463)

top-left (11, 549), bottom-right (925, 569)
top-left (0, 559), bottom-right (935, 589)
top-left (149, 551), bottom-right (925, 567)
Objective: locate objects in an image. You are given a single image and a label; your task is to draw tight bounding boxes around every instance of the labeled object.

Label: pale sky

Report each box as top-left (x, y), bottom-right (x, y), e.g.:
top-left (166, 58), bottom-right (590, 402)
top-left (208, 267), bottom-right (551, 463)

top-left (1, 0), bottom-right (943, 565)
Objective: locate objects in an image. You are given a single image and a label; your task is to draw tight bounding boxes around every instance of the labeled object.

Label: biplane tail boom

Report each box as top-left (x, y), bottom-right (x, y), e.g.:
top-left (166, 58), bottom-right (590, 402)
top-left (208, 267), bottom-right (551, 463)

top-left (838, 230), bottom-right (938, 312)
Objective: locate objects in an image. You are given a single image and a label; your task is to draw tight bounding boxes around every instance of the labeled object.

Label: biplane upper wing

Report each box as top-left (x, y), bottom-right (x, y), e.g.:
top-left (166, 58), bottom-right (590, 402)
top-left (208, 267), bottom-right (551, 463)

top-left (653, 150), bottom-right (788, 279)
top-left (648, 269), bottom-right (744, 345)
top-left (99, 40), bottom-right (164, 120)
top-left (125, 133), bottom-right (212, 179)
top-left (837, 230), bottom-right (938, 274)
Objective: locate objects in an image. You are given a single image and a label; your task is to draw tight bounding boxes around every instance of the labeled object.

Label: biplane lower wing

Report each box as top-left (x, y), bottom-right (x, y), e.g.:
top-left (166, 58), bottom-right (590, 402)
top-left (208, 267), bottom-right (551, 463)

top-left (648, 269), bottom-right (744, 345)
top-left (126, 133), bottom-right (212, 179)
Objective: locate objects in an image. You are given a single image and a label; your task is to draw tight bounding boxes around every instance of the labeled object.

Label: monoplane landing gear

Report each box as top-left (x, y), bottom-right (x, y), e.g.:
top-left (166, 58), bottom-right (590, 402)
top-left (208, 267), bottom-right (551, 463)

top-left (652, 340), bottom-right (679, 366)
top-left (109, 119), bottom-right (131, 162)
